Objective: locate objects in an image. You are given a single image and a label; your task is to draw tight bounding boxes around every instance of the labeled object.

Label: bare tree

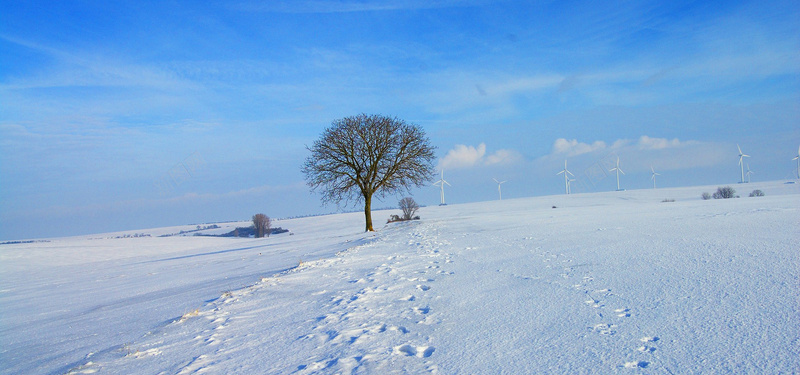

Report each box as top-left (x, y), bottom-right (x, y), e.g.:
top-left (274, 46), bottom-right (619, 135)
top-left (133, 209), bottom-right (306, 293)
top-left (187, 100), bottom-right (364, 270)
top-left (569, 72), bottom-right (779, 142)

top-left (399, 197), bottom-right (420, 221)
top-left (252, 213), bottom-right (271, 238)
top-left (302, 114), bottom-right (437, 231)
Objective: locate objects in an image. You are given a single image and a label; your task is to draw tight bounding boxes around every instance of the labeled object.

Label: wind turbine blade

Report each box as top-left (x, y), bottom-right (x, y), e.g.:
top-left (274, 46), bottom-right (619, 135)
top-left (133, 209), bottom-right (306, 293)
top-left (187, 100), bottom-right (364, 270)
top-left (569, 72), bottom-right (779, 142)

top-left (737, 144), bottom-right (743, 155)
top-left (566, 170), bottom-right (574, 176)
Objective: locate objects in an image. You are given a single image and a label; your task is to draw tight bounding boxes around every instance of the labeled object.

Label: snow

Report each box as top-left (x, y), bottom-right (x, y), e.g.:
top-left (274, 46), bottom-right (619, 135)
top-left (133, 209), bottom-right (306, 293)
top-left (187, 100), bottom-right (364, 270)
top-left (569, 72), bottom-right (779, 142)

top-left (1, 181), bottom-right (798, 374)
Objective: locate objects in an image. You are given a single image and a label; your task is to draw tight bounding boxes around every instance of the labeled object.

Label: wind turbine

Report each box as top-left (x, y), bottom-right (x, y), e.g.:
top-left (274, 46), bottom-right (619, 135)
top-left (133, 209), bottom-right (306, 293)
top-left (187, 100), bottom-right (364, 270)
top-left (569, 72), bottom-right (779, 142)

top-left (793, 145), bottom-right (800, 179)
top-left (567, 177), bottom-right (576, 194)
top-left (493, 178), bottom-right (507, 200)
top-left (737, 144), bottom-right (750, 183)
top-left (433, 169), bottom-right (451, 205)
top-left (650, 166), bottom-right (661, 189)
top-left (556, 160), bottom-right (573, 195)
top-left (609, 157), bottom-right (625, 191)
top-left (745, 163), bottom-right (754, 183)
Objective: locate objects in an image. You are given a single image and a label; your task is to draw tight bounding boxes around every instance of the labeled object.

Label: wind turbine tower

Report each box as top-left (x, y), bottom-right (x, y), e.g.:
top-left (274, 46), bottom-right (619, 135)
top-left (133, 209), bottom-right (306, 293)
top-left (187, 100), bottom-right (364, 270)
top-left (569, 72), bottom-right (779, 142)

top-left (651, 166), bottom-right (661, 189)
top-left (493, 178), bottom-right (507, 200)
top-left (793, 145), bottom-right (800, 179)
top-left (610, 157), bottom-right (625, 191)
top-left (745, 163), bottom-right (754, 183)
top-left (737, 144), bottom-right (750, 183)
top-left (433, 169), bottom-right (451, 205)
top-left (556, 160), bottom-right (574, 195)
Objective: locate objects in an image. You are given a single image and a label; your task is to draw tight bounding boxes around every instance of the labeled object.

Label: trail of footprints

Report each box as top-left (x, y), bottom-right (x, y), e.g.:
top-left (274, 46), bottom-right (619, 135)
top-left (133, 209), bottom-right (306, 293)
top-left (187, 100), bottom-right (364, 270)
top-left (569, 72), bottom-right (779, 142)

top-left (293, 223), bottom-right (453, 373)
top-left (576, 272), bottom-right (661, 369)
top-left (73, 224), bottom-right (660, 373)
top-left (512, 236), bottom-right (662, 370)
top-left (63, 223), bottom-right (446, 374)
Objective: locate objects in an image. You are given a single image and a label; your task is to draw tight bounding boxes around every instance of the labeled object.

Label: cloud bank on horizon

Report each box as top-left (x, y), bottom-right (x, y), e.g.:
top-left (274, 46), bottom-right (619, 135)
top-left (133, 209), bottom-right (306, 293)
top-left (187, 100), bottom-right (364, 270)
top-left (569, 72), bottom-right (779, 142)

top-left (440, 135), bottom-right (721, 173)
top-left (0, 0), bottom-right (798, 239)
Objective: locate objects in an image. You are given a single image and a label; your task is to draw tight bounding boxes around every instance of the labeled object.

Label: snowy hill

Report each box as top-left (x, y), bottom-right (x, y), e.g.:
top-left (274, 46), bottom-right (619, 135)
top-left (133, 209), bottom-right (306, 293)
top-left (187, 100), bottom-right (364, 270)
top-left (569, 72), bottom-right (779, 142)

top-left (1, 181), bottom-right (798, 374)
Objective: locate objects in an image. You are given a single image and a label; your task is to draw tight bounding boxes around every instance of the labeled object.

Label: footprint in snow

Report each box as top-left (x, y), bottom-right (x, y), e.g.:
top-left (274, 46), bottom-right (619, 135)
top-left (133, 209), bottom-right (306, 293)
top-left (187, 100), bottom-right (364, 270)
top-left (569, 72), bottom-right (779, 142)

top-left (66, 359), bottom-right (106, 374)
top-left (584, 299), bottom-right (604, 308)
top-left (394, 344), bottom-right (435, 358)
top-left (591, 323), bottom-right (617, 335)
top-left (416, 285), bottom-right (431, 291)
top-left (637, 346), bottom-right (656, 353)
top-left (623, 361), bottom-right (649, 369)
top-left (413, 306), bottom-right (430, 315)
top-left (388, 325), bottom-right (409, 334)
top-left (177, 354), bottom-right (213, 375)
top-left (127, 348), bottom-right (162, 358)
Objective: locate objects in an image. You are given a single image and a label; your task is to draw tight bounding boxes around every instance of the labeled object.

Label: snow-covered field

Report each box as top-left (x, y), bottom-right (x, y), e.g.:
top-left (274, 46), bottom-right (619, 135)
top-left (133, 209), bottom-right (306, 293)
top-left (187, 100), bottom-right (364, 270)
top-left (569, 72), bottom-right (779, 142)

top-left (1, 181), bottom-right (798, 374)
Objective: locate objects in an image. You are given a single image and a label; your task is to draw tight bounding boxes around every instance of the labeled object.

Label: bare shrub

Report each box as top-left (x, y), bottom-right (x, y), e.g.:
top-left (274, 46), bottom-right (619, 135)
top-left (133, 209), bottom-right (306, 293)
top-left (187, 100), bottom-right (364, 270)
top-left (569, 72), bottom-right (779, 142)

top-left (252, 213), bottom-right (271, 238)
top-left (399, 197), bottom-right (420, 220)
top-left (712, 186), bottom-right (736, 199)
top-left (702, 192), bottom-right (711, 200)
top-left (749, 189), bottom-right (764, 197)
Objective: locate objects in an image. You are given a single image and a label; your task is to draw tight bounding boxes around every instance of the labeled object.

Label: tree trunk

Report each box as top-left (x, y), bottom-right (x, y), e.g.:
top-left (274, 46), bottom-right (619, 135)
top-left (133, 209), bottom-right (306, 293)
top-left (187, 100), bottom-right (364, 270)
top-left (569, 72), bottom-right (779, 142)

top-left (364, 193), bottom-right (374, 232)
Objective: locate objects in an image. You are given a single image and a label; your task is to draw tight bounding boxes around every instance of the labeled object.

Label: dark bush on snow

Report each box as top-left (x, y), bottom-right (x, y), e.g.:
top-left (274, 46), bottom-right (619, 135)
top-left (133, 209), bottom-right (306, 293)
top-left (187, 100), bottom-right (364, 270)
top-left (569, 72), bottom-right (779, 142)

top-left (712, 186), bottom-right (736, 199)
top-left (749, 189), bottom-right (765, 197)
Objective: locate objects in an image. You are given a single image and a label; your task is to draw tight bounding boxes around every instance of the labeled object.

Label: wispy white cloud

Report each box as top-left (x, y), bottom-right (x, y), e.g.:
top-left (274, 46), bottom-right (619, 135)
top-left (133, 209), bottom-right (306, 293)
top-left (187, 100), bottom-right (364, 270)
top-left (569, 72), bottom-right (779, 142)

top-left (485, 149), bottom-right (522, 165)
top-left (439, 143), bottom-right (486, 169)
top-left (0, 35), bottom-right (199, 92)
top-left (551, 136), bottom-right (694, 156)
top-left (552, 138), bottom-right (607, 156)
top-left (637, 135), bottom-right (684, 150)
top-left (438, 143), bottom-right (521, 169)
top-left (542, 136), bottom-right (726, 174)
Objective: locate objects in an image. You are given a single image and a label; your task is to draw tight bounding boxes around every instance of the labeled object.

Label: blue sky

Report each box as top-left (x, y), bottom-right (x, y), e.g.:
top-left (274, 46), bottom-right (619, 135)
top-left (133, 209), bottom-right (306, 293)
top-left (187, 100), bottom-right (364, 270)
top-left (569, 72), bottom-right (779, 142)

top-left (1, 0), bottom-right (798, 240)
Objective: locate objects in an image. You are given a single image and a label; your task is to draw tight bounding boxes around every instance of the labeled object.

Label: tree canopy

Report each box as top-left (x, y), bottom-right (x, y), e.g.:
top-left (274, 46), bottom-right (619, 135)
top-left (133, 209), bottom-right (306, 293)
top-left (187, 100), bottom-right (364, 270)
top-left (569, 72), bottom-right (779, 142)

top-left (302, 114), bottom-right (437, 231)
